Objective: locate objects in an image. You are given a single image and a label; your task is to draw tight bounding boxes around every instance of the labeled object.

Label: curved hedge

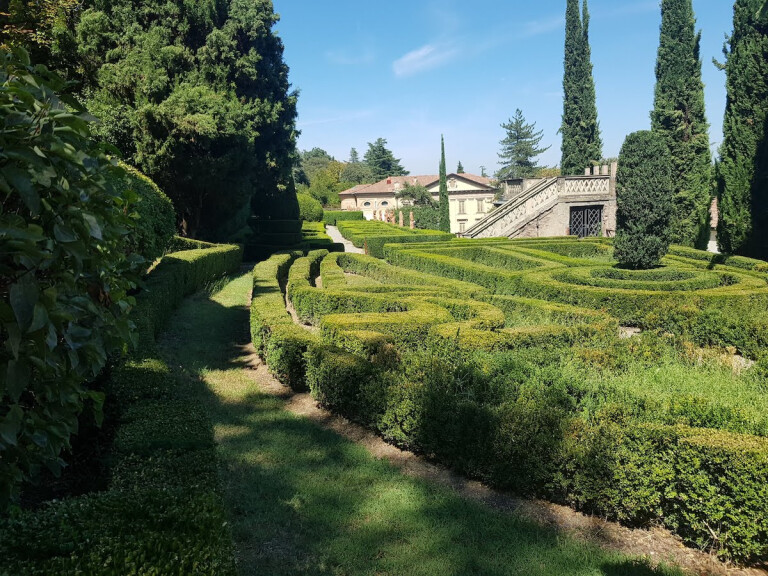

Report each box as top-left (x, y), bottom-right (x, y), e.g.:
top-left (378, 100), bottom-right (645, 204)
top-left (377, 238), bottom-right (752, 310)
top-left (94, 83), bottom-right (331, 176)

top-left (110, 163), bottom-right (176, 262)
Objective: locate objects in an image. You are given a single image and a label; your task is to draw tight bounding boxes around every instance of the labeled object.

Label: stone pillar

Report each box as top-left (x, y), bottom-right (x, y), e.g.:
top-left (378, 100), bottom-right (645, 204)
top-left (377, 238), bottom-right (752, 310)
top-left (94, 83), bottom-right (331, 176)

top-left (592, 165), bottom-right (599, 176)
top-left (399, 211), bottom-right (404, 227)
top-left (409, 211), bottom-right (415, 229)
top-left (601, 164), bottom-right (609, 176)
top-left (584, 167), bottom-right (591, 176)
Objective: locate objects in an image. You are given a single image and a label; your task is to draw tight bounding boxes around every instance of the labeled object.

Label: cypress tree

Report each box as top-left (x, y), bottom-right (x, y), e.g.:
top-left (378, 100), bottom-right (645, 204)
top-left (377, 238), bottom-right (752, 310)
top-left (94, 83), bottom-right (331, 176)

top-left (614, 131), bottom-right (674, 269)
top-left (560, 0), bottom-right (602, 175)
top-left (439, 135), bottom-right (450, 233)
top-left (651, 0), bottom-right (712, 248)
top-left (717, 0), bottom-right (768, 258)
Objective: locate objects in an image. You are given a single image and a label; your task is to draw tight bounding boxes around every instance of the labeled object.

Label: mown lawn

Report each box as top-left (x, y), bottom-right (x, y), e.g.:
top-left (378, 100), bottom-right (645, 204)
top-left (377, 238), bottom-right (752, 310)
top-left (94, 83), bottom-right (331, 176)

top-left (158, 273), bottom-right (683, 576)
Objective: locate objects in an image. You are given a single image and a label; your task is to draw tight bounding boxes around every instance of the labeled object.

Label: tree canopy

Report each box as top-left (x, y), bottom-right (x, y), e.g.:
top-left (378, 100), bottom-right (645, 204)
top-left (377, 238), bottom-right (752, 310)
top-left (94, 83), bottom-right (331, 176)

top-left (497, 109), bottom-right (551, 179)
top-left (651, 0), bottom-right (711, 248)
top-left (364, 138), bottom-right (408, 181)
top-left (72, 0), bottom-right (299, 240)
top-left (717, 0), bottom-right (768, 258)
top-left (560, 0), bottom-right (602, 175)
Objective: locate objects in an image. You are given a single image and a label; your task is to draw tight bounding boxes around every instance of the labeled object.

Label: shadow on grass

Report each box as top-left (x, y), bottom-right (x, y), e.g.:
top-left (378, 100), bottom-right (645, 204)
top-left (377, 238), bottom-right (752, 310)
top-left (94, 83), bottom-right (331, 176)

top-left (158, 274), bottom-right (684, 576)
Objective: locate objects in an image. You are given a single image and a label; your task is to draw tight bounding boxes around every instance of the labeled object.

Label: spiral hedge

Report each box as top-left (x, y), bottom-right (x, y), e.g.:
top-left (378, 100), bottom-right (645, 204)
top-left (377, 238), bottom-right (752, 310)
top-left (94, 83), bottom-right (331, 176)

top-left (250, 236), bottom-right (768, 563)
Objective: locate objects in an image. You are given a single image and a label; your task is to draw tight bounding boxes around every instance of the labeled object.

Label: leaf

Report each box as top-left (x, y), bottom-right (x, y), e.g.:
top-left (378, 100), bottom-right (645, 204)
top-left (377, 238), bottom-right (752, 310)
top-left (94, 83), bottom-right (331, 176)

top-left (10, 276), bottom-right (39, 333)
top-left (82, 214), bottom-right (103, 240)
top-left (53, 223), bottom-right (78, 243)
top-left (29, 303), bottom-right (49, 333)
top-left (6, 360), bottom-right (30, 403)
top-left (0, 406), bottom-right (24, 447)
top-left (5, 323), bottom-right (22, 359)
top-left (5, 167), bottom-right (41, 214)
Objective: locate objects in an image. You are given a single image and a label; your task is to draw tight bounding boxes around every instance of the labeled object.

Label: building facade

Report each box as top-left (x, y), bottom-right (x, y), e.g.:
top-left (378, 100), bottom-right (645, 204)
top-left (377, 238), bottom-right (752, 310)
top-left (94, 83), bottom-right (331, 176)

top-left (339, 173), bottom-right (497, 235)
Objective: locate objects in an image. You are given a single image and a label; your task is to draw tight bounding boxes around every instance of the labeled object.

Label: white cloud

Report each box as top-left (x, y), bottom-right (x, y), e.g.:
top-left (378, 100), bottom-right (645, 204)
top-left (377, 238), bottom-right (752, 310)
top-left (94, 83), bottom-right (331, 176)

top-left (392, 43), bottom-right (460, 77)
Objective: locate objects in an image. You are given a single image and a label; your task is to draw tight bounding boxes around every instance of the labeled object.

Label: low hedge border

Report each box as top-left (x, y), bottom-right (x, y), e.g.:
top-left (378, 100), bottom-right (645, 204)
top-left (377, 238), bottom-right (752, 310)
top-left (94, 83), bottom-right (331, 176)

top-left (0, 242), bottom-right (243, 575)
top-left (250, 252), bottom-right (321, 390)
top-left (669, 245), bottom-right (768, 274)
top-left (303, 344), bottom-right (768, 563)
top-left (323, 210), bottom-right (364, 226)
top-left (336, 221), bottom-right (454, 258)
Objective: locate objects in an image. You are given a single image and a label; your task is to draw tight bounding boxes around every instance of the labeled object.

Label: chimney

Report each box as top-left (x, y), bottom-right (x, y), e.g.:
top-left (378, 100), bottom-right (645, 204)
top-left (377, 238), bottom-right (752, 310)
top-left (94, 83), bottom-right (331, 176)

top-left (387, 177), bottom-right (392, 184)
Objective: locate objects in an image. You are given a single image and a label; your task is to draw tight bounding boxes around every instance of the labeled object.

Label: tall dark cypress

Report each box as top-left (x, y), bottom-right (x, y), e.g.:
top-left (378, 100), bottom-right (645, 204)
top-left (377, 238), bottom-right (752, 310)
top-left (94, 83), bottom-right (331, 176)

top-left (439, 136), bottom-right (450, 233)
top-left (717, 0), bottom-right (768, 257)
top-left (651, 0), bottom-right (712, 248)
top-left (560, 0), bottom-right (602, 175)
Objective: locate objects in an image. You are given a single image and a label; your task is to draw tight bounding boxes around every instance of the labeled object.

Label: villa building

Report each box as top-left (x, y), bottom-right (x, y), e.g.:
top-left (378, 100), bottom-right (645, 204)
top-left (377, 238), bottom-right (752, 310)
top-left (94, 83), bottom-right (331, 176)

top-left (339, 173), bottom-right (497, 235)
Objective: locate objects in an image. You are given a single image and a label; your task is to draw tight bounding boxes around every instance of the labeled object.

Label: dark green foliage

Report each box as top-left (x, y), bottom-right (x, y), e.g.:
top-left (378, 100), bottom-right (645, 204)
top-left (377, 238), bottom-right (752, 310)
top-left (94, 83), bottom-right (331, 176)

top-left (614, 131), bottom-right (674, 269)
top-left (438, 136), bottom-right (450, 232)
top-left (109, 163), bottom-right (176, 262)
top-left (560, 0), bottom-right (602, 175)
top-left (0, 50), bottom-right (142, 510)
top-left (297, 193), bottom-right (323, 221)
top-left (717, 0), bottom-right (768, 258)
top-left (497, 109), bottom-right (551, 179)
top-left (322, 210), bottom-right (364, 225)
top-left (395, 182), bottom-right (435, 207)
top-left (411, 205), bottom-right (441, 231)
top-left (74, 0), bottom-right (299, 240)
top-left (651, 0), bottom-right (712, 248)
top-left (363, 138), bottom-right (408, 181)
top-left (456, 160), bottom-right (465, 173)
top-left (0, 241), bottom-right (241, 574)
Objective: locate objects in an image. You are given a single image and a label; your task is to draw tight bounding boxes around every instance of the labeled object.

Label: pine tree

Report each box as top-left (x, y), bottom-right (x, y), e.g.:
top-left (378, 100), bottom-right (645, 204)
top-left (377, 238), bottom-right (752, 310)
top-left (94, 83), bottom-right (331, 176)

top-left (457, 160), bottom-right (465, 173)
top-left (560, 0), bottom-right (602, 175)
top-left (614, 131), bottom-right (674, 269)
top-left (717, 0), bottom-right (768, 258)
top-left (363, 138), bottom-right (409, 181)
top-left (349, 147), bottom-right (360, 163)
top-left (439, 136), bottom-right (450, 233)
top-left (497, 109), bottom-right (551, 179)
top-left (651, 0), bottom-right (712, 248)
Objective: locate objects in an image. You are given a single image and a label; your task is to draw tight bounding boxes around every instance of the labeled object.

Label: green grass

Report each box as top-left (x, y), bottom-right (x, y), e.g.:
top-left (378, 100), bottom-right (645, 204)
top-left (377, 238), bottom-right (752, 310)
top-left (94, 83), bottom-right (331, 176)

top-left (160, 273), bottom-right (683, 576)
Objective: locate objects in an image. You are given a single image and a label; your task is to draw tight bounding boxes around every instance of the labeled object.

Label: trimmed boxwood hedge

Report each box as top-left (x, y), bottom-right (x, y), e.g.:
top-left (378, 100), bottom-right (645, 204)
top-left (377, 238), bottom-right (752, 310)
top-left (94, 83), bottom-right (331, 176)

top-left (0, 241), bottom-right (242, 575)
top-left (323, 210), bottom-right (364, 226)
top-left (336, 220), bottom-right (453, 258)
top-left (249, 242), bottom-right (768, 563)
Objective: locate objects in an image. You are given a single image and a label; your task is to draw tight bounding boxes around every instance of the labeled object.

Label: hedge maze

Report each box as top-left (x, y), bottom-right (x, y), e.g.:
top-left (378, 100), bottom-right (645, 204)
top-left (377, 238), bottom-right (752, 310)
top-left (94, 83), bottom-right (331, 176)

top-left (250, 236), bottom-right (768, 564)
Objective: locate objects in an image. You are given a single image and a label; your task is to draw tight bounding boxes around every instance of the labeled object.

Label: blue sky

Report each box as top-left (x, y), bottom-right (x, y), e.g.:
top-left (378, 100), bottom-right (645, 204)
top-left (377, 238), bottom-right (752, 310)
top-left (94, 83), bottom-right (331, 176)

top-left (273, 0), bottom-right (733, 176)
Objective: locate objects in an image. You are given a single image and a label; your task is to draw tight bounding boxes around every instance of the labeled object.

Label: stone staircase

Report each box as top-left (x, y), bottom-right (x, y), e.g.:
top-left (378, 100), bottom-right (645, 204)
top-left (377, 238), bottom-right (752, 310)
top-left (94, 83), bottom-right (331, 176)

top-left (463, 164), bottom-right (616, 239)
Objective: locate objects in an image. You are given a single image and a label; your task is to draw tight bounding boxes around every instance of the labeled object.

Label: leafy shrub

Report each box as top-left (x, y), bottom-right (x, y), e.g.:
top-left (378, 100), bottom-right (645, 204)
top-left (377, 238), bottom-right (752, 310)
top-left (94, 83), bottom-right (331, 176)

top-left (336, 220), bottom-right (453, 258)
top-left (0, 49), bottom-right (142, 510)
top-left (0, 239), bottom-right (241, 573)
top-left (614, 131), bottom-right (674, 269)
top-left (297, 193), bottom-right (323, 221)
top-left (322, 210), bottom-right (364, 225)
top-left (109, 163), bottom-right (176, 262)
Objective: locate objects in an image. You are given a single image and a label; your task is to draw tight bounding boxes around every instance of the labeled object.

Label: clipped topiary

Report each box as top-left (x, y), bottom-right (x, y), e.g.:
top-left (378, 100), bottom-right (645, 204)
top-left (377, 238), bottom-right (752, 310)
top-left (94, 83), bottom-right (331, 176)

top-left (614, 131), bottom-right (674, 269)
top-left (297, 193), bottom-right (323, 221)
top-left (109, 163), bottom-right (176, 262)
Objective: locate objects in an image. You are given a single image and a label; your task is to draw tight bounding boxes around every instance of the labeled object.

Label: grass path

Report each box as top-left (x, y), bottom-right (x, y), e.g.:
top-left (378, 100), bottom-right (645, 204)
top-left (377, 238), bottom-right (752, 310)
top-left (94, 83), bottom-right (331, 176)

top-left (157, 273), bottom-right (682, 576)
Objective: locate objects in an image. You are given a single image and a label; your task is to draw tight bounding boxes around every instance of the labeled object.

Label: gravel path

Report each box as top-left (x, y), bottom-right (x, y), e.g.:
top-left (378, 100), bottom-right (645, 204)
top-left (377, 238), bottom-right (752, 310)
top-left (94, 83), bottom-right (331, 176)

top-left (326, 225), bottom-right (364, 254)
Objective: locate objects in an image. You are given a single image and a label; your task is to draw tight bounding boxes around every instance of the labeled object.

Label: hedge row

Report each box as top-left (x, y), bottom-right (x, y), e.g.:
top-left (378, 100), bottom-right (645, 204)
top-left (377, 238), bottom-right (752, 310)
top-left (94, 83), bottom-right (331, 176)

top-left (250, 252), bottom-right (321, 390)
top-left (304, 346), bottom-right (768, 563)
top-left (301, 221), bottom-right (344, 252)
top-left (669, 245), bottom-right (768, 274)
top-left (336, 220), bottom-right (453, 258)
top-left (322, 210), bottom-right (364, 226)
top-left (0, 243), bottom-right (243, 575)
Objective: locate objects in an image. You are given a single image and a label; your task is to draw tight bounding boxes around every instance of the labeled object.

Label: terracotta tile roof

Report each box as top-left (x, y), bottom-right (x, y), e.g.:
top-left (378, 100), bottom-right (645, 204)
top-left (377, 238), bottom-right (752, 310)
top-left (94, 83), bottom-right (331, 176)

top-left (339, 173), bottom-right (493, 196)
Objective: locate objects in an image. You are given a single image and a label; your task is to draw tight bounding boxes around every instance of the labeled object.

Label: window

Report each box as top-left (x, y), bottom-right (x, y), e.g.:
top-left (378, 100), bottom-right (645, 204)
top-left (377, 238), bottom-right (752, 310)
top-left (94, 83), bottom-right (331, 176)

top-left (476, 199), bottom-right (484, 213)
top-left (459, 221), bottom-right (466, 233)
top-left (458, 200), bottom-right (466, 214)
top-left (381, 201), bottom-right (389, 207)
top-left (363, 201), bottom-right (371, 207)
